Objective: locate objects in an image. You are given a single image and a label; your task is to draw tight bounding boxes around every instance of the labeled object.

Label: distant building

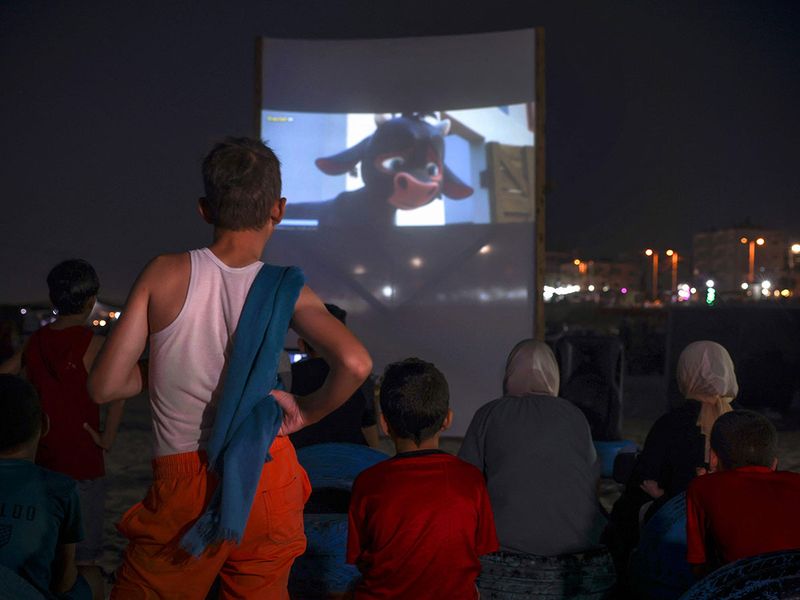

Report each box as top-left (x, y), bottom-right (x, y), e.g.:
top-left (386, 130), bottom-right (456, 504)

top-left (692, 225), bottom-right (788, 294)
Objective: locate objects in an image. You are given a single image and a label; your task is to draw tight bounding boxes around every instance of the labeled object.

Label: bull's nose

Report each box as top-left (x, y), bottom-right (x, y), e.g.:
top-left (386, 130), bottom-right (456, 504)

top-left (397, 176), bottom-right (408, 190)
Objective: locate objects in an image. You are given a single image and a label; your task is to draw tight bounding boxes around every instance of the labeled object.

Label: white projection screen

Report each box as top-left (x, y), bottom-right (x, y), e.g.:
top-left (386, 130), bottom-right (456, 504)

top-left (257, 29), bottom-right (544, 434)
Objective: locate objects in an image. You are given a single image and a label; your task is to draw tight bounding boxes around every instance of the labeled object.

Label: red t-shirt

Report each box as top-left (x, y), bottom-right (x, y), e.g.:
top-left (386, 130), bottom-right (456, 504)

top-left (347, 450), bottom-right (498, 600)
top-left (686, 466), bottom-right (800, 565)
top-left (24, 325), bottom-right (104, 480)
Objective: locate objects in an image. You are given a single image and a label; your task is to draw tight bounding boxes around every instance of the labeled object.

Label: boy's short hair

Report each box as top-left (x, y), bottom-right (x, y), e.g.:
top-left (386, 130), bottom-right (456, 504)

top-left (47, 259), bottom-right (100, 315)
top-left (710, 410), bottom-right (778, 470)
top-left (0, 375), bottom-right (42, 453)
top-left (380, 358), bottom-right (449, 445)
top-left (202, 137), bottom-right (282, 231)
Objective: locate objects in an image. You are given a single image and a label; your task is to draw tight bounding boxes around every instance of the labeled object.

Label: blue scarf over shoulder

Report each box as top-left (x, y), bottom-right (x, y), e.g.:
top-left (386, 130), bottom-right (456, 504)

top-left (181, 264), bottom-right (305, 556)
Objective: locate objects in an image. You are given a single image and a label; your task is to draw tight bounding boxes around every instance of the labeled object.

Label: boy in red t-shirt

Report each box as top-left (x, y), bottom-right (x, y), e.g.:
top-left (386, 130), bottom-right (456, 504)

top-left (2, 259), bottom-right (125, 600)
top-left (347, 358), bottom-right (498, 599)
top-left (686, 410), bottom-right (800, 578)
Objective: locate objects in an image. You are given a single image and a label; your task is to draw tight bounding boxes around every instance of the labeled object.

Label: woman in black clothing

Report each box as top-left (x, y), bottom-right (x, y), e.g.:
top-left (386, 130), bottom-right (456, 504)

top-left (638, 340), bottom-right (738, 501)
top-left (604, 341), bottom-right (738, 594)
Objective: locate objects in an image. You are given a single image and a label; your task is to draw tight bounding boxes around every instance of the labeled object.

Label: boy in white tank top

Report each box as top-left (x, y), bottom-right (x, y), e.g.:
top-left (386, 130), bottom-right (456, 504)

top-left (88, 138), bottom-right (372, 599)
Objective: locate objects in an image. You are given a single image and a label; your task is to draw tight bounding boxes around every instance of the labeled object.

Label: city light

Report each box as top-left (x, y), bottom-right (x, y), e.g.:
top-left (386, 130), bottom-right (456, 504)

top-left (740, 237), bottom-right (748, 244)
top-left (410, 257), bottom-right (423, 268)
top-left (665, 249), bottom-right (674, 257)
top-left (706, 287), bottom-right (716, 305)
top-left (756, 238), bottom-right (765, 246)
top-left (706, 279), bottom-right (715, 288)
top-left (353, 265), bottom-right (366, 275)
top-left (543, 284), bottom-right (582, 302)
top-left (792, 243), bottom-right (800, 254)
top-left (99, 319), bottom-right (107, 327)
top-left (620, 287), bottom-right (628, 294)
top-left (381, 285), bottom-right (394, 298)
top-left (762, 280), bottom-right (771, 289)
top-left (644, 249), bottom-right (653, 257)
top-left (573, 258), bottom-right (581, 266)
top-left (19, 308), bottom-right (27, 315)
top-left (479, 244), bottom-right (492, 255)
top-left (781, 289), bottom-right (791, 297)
top-left (690, 287), bottom-right (697, 294)
top-left (741, 282), bottom-right (749, 290)
top-left (587, 284), bottom-right (596, 292)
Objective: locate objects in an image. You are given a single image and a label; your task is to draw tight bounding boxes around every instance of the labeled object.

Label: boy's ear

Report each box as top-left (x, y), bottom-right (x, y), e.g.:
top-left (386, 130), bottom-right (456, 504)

top-left (270, 197), bottom-right (287, 224)
top-left (379, 413), bottom-right (391, 437)
top-left (709, 449), bottom-right (720, 473)
top-left (198, 198), bottom-right (214, 224)
top-left (441, 409), bottom-right (454, 432)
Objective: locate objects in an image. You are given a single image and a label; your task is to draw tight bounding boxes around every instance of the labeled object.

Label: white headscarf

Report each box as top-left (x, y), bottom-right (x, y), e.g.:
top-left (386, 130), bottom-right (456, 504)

top-left (503, 339), bottom-right (560, 398)
top-left (676, 340), bottom-right (738, 458)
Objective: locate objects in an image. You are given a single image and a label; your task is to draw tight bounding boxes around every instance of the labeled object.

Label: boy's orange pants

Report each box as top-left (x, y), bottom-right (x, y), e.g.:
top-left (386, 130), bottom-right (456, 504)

top-left (111, 437), bottom-right (310, 600)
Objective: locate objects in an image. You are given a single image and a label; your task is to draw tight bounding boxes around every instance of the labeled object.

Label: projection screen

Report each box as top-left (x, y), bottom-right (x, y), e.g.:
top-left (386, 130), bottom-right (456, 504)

top-left (257, 29), bottom-right (543, 434)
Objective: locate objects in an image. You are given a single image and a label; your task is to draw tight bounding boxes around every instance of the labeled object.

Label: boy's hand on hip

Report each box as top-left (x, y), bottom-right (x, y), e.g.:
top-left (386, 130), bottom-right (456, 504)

top-left (272, 389), bottom-right (308, 436)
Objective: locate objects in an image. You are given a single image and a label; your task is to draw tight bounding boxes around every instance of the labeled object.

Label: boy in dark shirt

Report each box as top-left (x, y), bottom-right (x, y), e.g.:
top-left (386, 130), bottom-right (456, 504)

top-left (686, 410), bottom-right (800, 577)
top-left (347, 358), bottom-right (498, 599)
top-left (0, 374), bottom-right (90, 599)
top-left (290, 303), bottom-right (378, 449)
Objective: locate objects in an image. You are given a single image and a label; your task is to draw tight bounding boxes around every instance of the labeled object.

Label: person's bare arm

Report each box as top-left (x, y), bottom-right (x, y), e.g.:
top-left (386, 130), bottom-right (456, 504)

top-left (51, 543), bottom-right (78, 594)
top-left (87, 264), bottom-right (155, 404)
top-left (274, 286), bottom-right (372, 434)
top-left (83, 335), bottom-right (126, 449)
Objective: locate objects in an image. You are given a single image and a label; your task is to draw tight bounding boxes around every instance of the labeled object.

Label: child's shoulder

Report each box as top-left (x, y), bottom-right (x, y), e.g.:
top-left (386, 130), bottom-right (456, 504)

top-left (0, 461), bottom-right (77, 497)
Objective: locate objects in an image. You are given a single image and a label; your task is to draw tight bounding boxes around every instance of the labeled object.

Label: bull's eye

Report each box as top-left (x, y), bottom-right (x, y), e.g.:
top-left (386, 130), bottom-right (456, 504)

top-left (380, 156), bottom-right (406, 172)
top-left (426, 162), bottom-right (440, 177)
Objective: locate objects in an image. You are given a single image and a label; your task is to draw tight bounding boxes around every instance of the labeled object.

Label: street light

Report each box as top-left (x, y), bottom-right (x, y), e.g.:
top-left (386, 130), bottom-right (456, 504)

top-left (666, 249), bottom-right (679, 292)
top-left (644, 249), bottom-right (658, 300)
top-left (792, 243), bottom-right (800, 254)
top-left (740, 237), bottom-right (766, 284)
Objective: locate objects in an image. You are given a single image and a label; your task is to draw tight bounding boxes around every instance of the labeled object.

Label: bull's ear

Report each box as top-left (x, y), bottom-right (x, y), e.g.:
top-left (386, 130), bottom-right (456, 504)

top-left (442, 165), bottom-right (474, 199)
top-left (315, 137), bottom-right (370, 175)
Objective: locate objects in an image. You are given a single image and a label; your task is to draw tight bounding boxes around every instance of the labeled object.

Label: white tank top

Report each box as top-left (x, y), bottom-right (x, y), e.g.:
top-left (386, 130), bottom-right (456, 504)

top-left (148, 248), bottom-right (263, 456)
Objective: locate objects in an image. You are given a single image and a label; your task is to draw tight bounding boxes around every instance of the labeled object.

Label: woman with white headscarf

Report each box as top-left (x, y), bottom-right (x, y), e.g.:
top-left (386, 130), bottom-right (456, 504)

top-left (459, 339), bottom-right (605, 557)
top-left (637, 340), bottom-right (738, 501)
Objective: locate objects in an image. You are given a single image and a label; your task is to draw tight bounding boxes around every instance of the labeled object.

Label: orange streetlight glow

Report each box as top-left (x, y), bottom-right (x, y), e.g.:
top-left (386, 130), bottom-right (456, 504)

top-left (665, 249), bottom-right (674, 257)
top-left (741, 237), bottom-right (766, 284)
top-left (573, 259), bottom-right (581, 266)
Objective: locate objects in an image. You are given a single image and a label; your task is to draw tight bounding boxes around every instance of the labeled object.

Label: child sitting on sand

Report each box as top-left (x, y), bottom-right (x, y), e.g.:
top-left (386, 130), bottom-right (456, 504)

top-left (347, 358), bottom-right (498, 599)
top-left (686, 410), bottom-right (800, 577)
top-left (0, 374), bottom-right (91, 599)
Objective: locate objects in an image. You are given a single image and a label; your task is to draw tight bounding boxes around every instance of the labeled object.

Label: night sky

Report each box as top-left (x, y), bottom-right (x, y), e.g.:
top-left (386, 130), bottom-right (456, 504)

top-left (1, 0), bottom-right (798, 304)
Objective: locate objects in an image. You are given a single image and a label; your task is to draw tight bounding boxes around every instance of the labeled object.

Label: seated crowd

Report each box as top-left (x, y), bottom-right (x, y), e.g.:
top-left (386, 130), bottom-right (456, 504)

top-left (1, 137), bottom-right (799, 600)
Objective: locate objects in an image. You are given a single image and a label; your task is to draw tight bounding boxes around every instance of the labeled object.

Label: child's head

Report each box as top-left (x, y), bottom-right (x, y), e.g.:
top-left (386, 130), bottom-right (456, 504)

top-left (379, 358), bottom-right (451, 447)
top-left (201, 137), bottom-right (283, 231)
top-left (0, 374), bottom-right (44, 457)
top-left (710, 410), bottom-right (778, 471)
top-left (47, 259), bottom-right (99, 316)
